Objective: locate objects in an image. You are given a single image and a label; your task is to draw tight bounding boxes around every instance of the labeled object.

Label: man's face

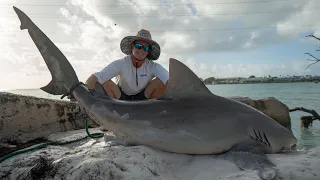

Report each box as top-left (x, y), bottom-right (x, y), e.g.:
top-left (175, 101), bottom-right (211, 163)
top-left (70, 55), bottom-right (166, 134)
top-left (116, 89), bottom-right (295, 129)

top-left (132, 40), bottom-right (150, 60)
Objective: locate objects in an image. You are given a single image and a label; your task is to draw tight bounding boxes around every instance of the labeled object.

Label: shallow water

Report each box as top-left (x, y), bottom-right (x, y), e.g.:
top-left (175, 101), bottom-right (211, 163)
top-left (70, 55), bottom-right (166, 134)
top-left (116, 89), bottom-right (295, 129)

top-left (207, 82), bottom-right (320, 150)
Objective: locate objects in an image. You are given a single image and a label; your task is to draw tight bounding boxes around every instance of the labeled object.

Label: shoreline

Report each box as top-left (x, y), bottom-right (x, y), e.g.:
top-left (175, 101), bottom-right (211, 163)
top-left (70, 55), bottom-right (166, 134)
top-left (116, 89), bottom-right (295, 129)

top-left (205, 81), bottom-right (320, 85)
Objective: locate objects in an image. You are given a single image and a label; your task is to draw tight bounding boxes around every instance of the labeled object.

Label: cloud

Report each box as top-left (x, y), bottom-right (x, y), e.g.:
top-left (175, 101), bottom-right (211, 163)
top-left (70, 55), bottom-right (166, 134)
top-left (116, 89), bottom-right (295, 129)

top-left (1, 0), bottom-right (320, 90)
top-left (184, 58), bottom-right (213, 79)
top-left (77, 0), bottom-right (319, 74)
top-left (60, 0), bottom-right (320, 61)
top-left (276, 0), bottom-right (320, 37)
top-left (57, 22), bottom-right (73, 34)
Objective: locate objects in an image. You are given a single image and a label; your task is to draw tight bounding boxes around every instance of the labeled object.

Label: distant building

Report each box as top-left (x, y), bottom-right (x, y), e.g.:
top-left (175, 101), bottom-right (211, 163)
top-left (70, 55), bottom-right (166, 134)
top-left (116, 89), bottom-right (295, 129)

top-left (244, 77), bottom-right (268, 83)
top-left (208, 75), bottom-right (320, 84)
top-left (215, 77), bottom-right (246, 84)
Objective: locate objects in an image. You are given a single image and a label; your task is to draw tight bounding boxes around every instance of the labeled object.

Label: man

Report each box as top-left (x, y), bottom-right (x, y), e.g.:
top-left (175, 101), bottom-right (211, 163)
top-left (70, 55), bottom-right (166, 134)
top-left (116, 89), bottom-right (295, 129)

top-left (85, 29), bottom-right (169, 101)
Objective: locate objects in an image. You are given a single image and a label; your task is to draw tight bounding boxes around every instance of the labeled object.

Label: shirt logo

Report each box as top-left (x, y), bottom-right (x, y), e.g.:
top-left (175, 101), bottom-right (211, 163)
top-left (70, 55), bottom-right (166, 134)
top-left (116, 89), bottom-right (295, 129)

top-left (140, 74), bottom-right (147, 77)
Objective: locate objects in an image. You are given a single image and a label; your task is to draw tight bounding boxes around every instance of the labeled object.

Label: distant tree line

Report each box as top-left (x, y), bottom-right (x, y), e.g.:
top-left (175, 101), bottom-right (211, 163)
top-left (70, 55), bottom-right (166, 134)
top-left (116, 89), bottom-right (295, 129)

top-left (202, 77), bottom-right (215, 84)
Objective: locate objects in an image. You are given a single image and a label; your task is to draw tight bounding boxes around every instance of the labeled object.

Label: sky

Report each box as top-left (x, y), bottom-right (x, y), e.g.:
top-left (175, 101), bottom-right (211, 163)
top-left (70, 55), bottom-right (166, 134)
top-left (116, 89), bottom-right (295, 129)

top-left (1, 0), bottom-right (320, 90)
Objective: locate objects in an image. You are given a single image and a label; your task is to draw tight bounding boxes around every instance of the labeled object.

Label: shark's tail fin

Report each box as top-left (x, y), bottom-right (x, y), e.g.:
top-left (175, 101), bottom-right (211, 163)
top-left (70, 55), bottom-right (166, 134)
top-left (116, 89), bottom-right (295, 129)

top-left (13, 6), bottom-right (79, 95)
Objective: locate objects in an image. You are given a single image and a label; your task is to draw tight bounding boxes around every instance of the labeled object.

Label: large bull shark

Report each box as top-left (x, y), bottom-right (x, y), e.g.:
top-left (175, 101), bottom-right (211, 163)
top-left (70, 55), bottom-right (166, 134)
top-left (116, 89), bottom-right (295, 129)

top-left (13, 6), bottom-right (297, 180)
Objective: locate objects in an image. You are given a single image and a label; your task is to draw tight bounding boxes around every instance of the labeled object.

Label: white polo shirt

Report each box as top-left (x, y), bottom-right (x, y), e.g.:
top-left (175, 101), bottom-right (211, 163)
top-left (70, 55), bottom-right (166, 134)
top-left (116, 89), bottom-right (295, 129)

top-left (93, 55), bottom-right (169, 95)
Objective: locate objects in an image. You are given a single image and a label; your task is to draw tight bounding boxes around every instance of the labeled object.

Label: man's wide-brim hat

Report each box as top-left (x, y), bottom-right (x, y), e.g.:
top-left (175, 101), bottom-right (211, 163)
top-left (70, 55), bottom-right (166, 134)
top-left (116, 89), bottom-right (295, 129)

top-left (120, 29), bottom-right (160, 60)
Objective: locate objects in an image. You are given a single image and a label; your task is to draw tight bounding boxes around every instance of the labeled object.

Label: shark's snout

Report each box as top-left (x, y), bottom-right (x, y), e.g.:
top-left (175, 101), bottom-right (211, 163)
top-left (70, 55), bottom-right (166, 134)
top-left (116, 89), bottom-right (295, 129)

top-left (278, 133), bottom-right (297, 152)
top-left (287, 136), bottom-right (298, 150)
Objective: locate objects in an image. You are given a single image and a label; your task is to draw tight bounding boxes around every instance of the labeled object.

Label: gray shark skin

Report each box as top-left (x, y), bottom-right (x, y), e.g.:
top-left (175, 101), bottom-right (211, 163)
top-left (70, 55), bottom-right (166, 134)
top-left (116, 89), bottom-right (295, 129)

top-left (13, 6), bottom-right (297, 180)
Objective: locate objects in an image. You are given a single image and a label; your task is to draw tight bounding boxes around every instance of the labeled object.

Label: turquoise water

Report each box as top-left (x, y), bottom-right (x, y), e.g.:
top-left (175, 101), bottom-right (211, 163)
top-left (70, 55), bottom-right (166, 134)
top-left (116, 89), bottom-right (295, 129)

top-left (5, 82), bottom-right (320, 150)
top-left (207, 82), bottom-right (320, 150)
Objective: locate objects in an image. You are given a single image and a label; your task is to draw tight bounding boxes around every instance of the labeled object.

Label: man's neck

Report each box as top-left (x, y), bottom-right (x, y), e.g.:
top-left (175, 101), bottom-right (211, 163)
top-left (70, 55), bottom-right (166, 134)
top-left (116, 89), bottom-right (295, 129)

top-left (131, 55), bottom-right (145, 68)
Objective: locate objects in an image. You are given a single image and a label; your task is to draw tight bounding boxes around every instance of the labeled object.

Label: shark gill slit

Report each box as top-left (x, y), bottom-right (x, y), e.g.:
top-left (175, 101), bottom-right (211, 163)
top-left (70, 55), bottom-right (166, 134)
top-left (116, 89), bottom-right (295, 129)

top-left (253, 129), bottom-right (259, 140)
top-left (250, 129), bottom-right (271, 146)
top-left (263, 132), bottom-right (271, 146)
top-left (258, 130), bottom-right (263, 140)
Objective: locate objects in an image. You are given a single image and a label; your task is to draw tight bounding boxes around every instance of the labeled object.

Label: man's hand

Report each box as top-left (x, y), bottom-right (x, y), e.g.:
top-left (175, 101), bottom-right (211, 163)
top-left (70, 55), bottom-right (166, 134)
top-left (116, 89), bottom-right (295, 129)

top-left (67, 83), bottom-right (92, 102)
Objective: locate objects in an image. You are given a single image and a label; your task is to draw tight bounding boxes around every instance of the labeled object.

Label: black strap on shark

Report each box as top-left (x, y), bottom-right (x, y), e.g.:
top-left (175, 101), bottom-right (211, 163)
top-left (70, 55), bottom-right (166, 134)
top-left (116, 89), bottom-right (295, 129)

top-left (61, 82), bottom-right (86, 100)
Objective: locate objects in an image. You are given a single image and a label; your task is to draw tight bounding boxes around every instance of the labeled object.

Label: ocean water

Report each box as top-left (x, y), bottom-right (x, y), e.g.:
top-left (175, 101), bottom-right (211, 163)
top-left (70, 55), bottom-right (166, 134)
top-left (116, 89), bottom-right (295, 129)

top-left (4, 82), bottom-right (320, 150)
top-left (207, 82), bottom-right (320, 150)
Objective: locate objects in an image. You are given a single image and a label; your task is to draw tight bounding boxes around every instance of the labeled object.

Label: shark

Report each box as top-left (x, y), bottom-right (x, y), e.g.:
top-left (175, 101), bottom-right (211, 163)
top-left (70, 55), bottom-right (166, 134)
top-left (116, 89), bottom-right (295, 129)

top-left (13, 6), bottom-right (297, 180)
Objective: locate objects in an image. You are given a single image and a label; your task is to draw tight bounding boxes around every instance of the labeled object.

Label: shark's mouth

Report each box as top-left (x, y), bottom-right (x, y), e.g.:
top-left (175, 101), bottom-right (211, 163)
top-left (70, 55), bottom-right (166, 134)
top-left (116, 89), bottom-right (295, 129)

top-left (281, 144), bottom-right (297, 152)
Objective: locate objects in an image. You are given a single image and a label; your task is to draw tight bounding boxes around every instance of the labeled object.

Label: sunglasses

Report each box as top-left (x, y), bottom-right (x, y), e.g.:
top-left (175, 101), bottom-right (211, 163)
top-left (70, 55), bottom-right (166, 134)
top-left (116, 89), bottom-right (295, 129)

top-left (134, 43), bottom-right (151, 52)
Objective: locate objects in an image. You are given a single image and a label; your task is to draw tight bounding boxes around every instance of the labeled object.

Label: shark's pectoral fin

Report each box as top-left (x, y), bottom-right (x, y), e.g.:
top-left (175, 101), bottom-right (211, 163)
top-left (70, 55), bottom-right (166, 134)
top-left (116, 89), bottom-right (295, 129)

top-left (93, 82), bottom-right (109, 97)
top-left (159, 58), bottom-right (214, 100)
top-left (87, 82), bottom-right (112, 100)
top-left (104, 134), bottom-right (136, 147)
top-left (221, 140), bottom-right (278, 180)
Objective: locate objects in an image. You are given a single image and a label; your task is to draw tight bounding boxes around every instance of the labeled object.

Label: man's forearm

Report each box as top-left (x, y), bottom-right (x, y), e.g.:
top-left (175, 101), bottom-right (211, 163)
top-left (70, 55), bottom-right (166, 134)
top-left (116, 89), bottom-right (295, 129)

top-left (85, 75), bottom-right (98, 89)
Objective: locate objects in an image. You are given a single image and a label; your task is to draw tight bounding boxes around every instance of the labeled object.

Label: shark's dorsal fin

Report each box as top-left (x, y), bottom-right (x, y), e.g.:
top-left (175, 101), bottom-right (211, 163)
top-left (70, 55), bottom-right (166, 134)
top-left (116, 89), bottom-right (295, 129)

top-left (160, 58), bottom-right (213, 100)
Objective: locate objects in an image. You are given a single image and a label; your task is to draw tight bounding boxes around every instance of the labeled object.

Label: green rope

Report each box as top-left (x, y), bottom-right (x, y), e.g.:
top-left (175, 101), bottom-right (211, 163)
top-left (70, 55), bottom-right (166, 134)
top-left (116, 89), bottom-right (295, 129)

top-left (0, 119), bottom-right (104, 164)
top-left (0, 143), bottom-right (50, 163)
top-left (85, 119), bottom-right (104, 139)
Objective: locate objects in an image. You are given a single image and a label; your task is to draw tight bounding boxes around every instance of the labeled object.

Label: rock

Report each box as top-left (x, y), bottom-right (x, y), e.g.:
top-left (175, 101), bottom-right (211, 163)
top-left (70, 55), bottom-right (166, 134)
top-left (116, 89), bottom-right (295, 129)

top-left (0, 129), bottom-right (319, 180)
top-left (0, 92), bottom-right (99, 144)
top-left (229, 96), bottom-right (292, 131)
